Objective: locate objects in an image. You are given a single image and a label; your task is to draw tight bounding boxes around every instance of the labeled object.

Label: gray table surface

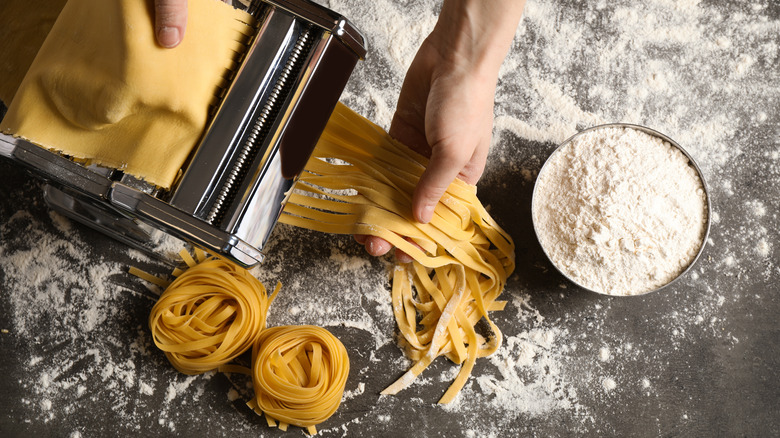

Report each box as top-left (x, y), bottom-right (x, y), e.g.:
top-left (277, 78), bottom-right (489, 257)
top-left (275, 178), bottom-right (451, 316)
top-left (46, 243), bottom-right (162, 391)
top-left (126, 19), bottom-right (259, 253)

top-left (1, 0), bottom-right (778, 436)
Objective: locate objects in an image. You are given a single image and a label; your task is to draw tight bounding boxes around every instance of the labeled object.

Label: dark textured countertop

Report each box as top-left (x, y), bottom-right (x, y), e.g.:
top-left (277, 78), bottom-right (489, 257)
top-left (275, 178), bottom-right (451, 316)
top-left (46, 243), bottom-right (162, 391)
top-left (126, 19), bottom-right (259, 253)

top-left (1, 0), bottom-right (778, 436)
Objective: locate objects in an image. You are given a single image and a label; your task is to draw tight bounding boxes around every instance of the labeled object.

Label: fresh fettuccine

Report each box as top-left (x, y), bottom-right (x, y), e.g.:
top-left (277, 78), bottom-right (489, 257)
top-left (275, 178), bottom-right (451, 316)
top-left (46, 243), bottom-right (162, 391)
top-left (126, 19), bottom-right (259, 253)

top-left (281, 102), bottom-right (515, 403)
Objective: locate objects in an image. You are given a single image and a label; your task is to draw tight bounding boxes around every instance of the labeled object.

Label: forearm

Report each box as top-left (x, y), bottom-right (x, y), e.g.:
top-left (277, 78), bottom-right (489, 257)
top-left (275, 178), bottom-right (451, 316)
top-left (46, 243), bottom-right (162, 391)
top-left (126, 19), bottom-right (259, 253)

top-left (429, 0), bottom-right (526, 78)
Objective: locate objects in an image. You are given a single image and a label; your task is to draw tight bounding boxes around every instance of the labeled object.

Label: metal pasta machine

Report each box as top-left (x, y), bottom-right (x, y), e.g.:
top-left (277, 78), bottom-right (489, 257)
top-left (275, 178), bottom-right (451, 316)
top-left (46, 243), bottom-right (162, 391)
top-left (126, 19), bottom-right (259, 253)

top-left (0, 0), bottom-right (366, 267)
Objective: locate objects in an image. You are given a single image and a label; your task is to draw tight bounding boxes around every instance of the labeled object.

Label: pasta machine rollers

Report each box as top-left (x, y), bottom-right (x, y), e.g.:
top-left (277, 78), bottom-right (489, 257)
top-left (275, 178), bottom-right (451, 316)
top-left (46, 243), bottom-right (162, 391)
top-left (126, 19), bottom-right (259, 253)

top-left (0, 0), bottom-right (366, 267)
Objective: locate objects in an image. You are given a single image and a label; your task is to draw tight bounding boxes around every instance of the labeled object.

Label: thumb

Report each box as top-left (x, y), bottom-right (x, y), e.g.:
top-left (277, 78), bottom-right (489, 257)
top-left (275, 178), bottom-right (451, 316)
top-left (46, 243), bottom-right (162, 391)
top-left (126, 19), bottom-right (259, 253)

top-left (155, 0), bottom-right (188, 48)
top-left (412, 146), bottom-right (469, 223)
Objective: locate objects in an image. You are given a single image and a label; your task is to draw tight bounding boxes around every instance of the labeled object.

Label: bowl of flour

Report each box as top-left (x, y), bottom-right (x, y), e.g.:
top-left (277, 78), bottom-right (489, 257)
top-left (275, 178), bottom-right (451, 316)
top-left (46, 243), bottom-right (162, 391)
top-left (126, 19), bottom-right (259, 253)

top-left (531, 124), bottom-right (710, 296)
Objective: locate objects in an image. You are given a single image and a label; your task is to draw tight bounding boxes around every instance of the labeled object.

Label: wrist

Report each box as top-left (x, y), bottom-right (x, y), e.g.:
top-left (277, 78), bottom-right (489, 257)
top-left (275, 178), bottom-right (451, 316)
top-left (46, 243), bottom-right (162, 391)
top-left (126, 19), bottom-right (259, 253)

top-left (427, 0), bottom-right (525, 78)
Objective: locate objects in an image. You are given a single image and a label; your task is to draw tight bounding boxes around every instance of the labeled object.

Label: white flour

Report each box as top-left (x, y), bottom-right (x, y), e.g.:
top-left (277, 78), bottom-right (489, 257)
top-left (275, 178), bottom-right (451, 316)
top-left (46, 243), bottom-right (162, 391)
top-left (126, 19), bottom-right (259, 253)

top-left (533, 127), bottom-right (708, 295)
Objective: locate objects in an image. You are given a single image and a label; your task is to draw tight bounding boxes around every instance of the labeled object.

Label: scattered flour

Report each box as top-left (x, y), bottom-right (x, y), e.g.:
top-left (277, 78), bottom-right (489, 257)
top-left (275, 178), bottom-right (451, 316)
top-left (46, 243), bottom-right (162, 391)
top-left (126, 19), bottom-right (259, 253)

top-left (756, 239), bottom-right (770, 258)
top-left (0, 205), bottom-right (178, 432)
top-left (343, 382), bottom-right (366, 400)
top-left (438, 294), bottom-right (588, 429)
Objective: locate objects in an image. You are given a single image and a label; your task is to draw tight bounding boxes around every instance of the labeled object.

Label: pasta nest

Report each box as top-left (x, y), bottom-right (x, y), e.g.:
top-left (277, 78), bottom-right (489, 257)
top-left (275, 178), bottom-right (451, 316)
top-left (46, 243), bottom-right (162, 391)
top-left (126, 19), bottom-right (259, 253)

top-left (148, 257), bottom-right (271, 375)
top-left (248, 325), bottom-right (350, 435)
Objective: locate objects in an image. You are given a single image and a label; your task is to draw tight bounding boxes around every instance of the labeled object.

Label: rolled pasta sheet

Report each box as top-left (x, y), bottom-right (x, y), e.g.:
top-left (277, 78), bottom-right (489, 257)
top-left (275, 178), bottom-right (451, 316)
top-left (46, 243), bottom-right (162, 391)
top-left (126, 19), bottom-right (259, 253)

top-left (148, 255), bottom-right (273, 375)
top-left (248, 325), bottom-right (350, 435)
top-left (280, 102), bottom-right (516, 404)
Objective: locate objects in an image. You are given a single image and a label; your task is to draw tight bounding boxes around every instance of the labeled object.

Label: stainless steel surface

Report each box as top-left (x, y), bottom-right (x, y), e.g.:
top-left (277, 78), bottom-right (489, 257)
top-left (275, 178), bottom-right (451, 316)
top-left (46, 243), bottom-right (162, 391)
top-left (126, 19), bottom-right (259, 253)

top-left (531, 123), bottom-right (712, 296)
top-left (204, 24), bottom-right (312, 226)
top-left (119, 173), bottom-right (156, 195)
top-left (265, 0), bottom-right (366, 58)
top-left (168, 8), bottom-right (298, 217)
top-left (10, 138), bottom-right (113, 200)
top-left (229, 146), bottom-right (290, 254)
top-left (43, 185), bottom-right (188, 266)
top-left (0, 132), bottom-right (16, 158)
top-left (111, 183), bottom-right (265, 266)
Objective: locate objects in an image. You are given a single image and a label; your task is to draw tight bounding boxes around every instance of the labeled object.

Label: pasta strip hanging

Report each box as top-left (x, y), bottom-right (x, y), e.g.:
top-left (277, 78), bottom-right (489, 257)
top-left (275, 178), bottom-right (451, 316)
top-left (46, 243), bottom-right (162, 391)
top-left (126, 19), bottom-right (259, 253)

top-left (281, 102), bottom-right (515, 403)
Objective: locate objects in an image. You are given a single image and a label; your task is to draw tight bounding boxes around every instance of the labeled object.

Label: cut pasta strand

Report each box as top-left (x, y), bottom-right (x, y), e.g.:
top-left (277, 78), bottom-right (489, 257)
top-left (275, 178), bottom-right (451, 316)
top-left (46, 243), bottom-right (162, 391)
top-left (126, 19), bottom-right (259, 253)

top-left (281, 102), bottom-right (515, 403)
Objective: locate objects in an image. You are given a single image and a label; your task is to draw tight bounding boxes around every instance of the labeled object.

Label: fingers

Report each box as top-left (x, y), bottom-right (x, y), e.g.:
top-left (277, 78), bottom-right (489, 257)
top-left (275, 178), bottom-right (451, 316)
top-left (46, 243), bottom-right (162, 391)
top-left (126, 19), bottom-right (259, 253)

top-left (365, 236), bottom-right (393, 257)
top-left (354, 235), bottom-right (416, 263)
top-left (412, 140), bottom-right (488, 223)
top-left (155, 0), bottom-right (188, 48)
top-left (395, 248), bottom-right (414, 264)
top-left (395, 236), bottom-right (424, 263)
top-left (354, 235), bottom-right (393, 257)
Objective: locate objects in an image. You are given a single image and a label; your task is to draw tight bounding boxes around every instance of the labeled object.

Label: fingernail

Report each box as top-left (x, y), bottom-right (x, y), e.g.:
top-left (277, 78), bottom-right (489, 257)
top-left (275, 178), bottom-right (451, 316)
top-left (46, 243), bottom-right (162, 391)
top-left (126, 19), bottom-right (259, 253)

top-left (418, 205), bottom-right (434, 223)
top-left (158, 27), bottom-right (180, 48)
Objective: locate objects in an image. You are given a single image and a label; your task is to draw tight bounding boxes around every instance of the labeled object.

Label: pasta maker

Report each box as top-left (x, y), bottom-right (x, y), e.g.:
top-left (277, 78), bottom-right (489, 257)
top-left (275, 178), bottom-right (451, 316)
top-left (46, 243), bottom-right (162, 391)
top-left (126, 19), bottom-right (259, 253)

top-left (0, 0), bottom-right (366, 267)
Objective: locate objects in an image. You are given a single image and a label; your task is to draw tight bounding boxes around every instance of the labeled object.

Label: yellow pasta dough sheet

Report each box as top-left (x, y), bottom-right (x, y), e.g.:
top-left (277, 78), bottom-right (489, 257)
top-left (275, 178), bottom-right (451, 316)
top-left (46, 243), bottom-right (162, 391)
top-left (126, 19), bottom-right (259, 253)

top-left (0, 0), bottom-right (255, 189)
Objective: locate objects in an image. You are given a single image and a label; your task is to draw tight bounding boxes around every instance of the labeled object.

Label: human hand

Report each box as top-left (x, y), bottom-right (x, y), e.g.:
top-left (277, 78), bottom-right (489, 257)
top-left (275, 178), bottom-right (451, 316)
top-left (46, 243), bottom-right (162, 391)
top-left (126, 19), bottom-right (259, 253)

top-left (154, 0), bottom-right (233, 48)
top-left (154, 0), bottom-right (188, 48)
top-left (355, 0), bottom-right (525, 261)
top-left (355, 38), bottom-right (498, 261)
